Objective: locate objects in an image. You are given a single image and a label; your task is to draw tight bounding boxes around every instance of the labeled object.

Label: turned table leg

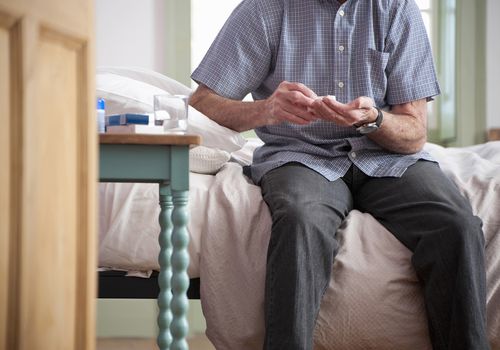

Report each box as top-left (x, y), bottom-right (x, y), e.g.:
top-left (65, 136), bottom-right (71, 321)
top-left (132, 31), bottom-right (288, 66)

top-left (157, 184), bottom-right (173, 350)
top-left (170, 189), bottom-right (190, 350)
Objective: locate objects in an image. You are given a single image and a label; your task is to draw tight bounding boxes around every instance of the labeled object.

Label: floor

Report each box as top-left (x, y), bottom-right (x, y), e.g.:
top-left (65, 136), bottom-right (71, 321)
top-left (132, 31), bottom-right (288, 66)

top-left (97, 334), bottom-right (216, 350)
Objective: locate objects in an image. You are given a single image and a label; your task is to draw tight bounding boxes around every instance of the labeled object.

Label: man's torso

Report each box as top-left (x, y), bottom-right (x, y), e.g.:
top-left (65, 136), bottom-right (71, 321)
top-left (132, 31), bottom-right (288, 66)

top-left (191, 0), bottom-right (440, 183)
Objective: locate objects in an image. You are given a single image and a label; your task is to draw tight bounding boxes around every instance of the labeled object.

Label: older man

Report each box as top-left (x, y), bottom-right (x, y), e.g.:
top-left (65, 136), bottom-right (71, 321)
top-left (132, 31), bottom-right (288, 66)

top-left (189, 0), bottom-right (490, 349)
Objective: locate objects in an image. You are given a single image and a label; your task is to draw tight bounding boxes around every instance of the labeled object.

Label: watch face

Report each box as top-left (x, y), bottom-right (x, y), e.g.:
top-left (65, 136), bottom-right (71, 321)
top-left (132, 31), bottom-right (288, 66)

top-left (357, 123), bottom-right (379, 134)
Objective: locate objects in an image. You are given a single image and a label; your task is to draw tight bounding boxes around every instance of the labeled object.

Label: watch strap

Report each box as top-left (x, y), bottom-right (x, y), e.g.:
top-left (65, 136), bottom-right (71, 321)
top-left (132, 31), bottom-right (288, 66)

top-left (373, 106), bottom-right (383, 127)
top-left (356, 106), bottom-right (383, 134)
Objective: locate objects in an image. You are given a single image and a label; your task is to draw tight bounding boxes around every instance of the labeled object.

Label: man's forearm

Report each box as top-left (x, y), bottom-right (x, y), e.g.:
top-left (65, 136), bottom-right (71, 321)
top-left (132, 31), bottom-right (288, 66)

top-left (367, 100), bottom-right (428, 154)
top-left (367, 109), bottom-right (427, 154)
top-left (189, 85), bottom-right (270, 132)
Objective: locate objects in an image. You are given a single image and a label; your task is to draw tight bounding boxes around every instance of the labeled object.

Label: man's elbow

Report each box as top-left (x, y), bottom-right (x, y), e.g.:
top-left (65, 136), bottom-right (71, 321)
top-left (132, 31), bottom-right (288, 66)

top-left (400, 135), bottom-right (427, 154)
top-left (188, 85), bottom-right (207, 111)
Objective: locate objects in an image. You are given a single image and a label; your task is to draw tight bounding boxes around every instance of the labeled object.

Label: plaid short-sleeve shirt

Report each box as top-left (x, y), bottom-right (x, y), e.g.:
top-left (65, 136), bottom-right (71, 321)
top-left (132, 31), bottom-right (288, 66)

top-left (192, 0), bottom-right (441, 184)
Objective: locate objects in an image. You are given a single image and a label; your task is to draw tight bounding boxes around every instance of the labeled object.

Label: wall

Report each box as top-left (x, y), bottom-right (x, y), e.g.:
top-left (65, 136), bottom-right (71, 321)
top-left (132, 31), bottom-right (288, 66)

top-left (486, 0), bottom-right (500, 129)
top-left (96, 299), bottom-right (206, 338)
top-left (95, 0), bottom-right (192, 85)
top-left (191, 0), bottom-right (240, 74)
top-left (95, 0), bottom-right (167, 74)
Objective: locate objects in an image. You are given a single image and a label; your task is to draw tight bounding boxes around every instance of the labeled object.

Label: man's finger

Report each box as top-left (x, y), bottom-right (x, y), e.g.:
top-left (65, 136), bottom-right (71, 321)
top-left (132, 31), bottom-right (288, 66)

top-left (278, 110), bottom-right (312, 125)
top-left (286, 90), bottom-right (316, 107)
top-left (322, 96), bottom-right (346, 113)
top-left (310, 99), bottom-right (336, 121)
top-left (283, 104), bottom-right (317, 122)
top-left (286, 82), bottom-right (318, 100)
top-left (349, 96), bottom-right (375, 110)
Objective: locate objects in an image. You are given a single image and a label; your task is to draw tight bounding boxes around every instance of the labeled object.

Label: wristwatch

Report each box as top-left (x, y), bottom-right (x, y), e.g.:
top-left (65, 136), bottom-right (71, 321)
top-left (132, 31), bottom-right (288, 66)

top-left (356, 106), bottom-right (383, 134)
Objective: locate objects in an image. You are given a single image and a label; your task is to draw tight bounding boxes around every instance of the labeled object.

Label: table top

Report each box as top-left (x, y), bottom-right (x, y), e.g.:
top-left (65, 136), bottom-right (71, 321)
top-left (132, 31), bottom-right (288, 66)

top-left (100, 134), bottom-right (201, 146)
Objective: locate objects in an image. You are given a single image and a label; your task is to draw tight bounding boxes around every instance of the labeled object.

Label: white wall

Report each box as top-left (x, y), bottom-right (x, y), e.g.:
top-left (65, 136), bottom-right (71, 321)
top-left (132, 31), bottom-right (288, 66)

top-left (486, 0), bottom-right (500, 129)
top-left (191, 0), bottom-right (240, 74)
top-left (95, 0), bottom-right (167, 73)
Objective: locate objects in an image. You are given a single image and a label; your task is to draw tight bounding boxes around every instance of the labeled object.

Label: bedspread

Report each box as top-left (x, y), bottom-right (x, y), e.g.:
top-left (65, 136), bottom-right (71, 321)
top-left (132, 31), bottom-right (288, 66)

top-left (199, 142), bottom-right (500, 350)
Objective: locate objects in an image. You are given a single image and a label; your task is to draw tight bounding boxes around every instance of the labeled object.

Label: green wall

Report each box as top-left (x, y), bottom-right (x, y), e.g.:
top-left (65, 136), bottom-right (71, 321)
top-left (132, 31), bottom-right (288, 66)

top-left (96, 299), bottom-right (207, 338)
top-left (164, 0), bottom-right (192, 86)
top-left (453, 0), bottom-right (487, 146)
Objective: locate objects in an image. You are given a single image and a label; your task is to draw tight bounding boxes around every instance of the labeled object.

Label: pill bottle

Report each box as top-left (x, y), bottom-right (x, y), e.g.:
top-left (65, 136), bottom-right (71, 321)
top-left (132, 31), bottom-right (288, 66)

top-left (97, 98), bottom-right (105, 133)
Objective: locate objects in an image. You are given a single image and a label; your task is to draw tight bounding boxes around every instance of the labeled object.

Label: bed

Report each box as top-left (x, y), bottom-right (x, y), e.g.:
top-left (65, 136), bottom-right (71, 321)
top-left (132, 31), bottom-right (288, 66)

top-left (96, 67), bottom-right (500, 350)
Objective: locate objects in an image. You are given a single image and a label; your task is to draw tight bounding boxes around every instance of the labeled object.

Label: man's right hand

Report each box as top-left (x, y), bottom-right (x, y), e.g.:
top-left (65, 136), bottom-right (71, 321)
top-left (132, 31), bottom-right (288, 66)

top-left (265, 81), bottom-right (319, 126)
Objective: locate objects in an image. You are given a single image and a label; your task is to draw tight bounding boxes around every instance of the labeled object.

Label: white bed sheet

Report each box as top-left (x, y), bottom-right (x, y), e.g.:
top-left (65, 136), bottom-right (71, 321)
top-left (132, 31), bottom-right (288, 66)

top-left (99, 172), bottom-right (214, 277)
top-left (98, 141), bottom-right (500, 349)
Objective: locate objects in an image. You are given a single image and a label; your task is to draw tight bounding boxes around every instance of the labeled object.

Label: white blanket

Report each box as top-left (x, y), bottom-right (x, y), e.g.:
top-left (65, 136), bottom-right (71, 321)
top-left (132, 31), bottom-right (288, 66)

top-left (98, 141), bottom-right (500, 349)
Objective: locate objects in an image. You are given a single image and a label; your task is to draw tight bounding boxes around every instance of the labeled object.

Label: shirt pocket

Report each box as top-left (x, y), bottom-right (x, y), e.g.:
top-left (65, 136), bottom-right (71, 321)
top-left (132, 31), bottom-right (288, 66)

top-left (362, 48), bottom-right (390, 104)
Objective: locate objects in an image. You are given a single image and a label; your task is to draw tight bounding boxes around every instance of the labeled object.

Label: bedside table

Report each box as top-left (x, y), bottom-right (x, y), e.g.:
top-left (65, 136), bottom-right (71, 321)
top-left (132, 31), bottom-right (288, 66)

top-left (99, 134), bottom-right (201, 350)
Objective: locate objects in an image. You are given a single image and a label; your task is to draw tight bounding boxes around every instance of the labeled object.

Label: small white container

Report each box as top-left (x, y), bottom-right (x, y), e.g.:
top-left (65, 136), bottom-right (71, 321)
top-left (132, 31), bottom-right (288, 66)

top-left (153, 94), bottom-right (189, 134)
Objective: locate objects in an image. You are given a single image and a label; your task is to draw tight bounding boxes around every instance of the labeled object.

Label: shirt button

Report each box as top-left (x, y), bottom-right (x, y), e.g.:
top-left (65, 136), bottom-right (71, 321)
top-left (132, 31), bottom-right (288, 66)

top-left (339, 10), bottom-right (345, 16)
top-left (339, 45), bottom-right (345, 52)
top-left (350, 151), bottom-right (357, 158)
top-left (338, 81), bottom-right (344, 88)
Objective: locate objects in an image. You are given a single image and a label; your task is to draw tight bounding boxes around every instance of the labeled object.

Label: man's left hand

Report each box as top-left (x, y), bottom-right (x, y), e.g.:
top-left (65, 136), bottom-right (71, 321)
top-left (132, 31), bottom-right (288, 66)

top-left (310, 96), bottom-right (377, 127)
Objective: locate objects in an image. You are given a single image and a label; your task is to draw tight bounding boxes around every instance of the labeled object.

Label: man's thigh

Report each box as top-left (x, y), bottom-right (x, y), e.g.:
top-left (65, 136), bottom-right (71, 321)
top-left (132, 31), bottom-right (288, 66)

top-left (260, 162), bottom-right (353, 220)
top-left (354, 160), bottom-right (479, 251)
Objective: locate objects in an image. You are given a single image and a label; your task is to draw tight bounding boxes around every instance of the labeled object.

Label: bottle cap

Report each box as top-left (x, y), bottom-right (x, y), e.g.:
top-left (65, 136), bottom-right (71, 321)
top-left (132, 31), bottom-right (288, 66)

top-left (97, 98), bottom-right (105, 110)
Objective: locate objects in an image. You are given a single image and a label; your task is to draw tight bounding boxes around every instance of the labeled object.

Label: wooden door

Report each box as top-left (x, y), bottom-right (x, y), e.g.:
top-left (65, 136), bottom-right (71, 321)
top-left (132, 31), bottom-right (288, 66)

top-left (0, 0), bottom-right (96, 349)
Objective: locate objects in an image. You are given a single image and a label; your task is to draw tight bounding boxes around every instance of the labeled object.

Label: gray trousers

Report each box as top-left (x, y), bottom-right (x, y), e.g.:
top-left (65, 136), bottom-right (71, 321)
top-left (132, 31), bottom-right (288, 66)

top-left (260, 161), bottom-right (489, 350)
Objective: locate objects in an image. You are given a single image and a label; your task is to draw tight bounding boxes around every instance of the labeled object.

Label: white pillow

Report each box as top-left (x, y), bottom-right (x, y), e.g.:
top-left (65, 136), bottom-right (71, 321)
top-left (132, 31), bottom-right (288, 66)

top-left (97, 66), bottom-right (192, 96)
top-left (96, 74), bottom-right (162, 116)
top-left (190, 146), bottom-right (231, 175)
top-left (96, 72), bottom-right (247, 153)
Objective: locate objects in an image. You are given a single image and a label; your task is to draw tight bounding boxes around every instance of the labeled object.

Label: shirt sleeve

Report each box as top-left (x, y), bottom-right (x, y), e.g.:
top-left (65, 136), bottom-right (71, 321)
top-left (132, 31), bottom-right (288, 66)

top-left (191, 0), bottom-right (275, 101)
top-left (385, 0), bottom-right (441, 105)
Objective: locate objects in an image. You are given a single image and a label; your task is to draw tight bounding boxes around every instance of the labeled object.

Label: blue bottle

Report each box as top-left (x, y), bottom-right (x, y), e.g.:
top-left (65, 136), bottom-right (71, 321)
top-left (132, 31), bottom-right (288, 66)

top-left (97, 98), bottom-right (105, 133)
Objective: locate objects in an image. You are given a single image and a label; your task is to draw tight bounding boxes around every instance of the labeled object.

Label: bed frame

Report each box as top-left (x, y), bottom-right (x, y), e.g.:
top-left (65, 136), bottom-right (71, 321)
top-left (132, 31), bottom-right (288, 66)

top-left (98, 270), bottom-right (200, 299)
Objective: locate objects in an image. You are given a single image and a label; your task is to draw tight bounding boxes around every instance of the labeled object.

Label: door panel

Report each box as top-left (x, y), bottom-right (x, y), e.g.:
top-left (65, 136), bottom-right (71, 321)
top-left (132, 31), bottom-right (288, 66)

top-left (0, 1), bottom-right (96, 350)
top-left (0, 21), bottom-right (11, 350)
top-left (20, 28), bottom-right (80, 350)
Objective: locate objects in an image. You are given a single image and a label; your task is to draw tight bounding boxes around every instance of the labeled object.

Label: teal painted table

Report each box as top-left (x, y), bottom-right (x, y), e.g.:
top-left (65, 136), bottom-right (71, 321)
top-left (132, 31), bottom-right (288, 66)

top-left (99, 134), bottom-right (201, 350)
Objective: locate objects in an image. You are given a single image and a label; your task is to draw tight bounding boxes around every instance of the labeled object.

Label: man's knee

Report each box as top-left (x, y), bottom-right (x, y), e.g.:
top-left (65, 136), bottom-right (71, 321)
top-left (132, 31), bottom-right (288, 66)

top-left (428, 209), bottom-right (484, 252)
top-left (452, 213), bottom-right (484, 248)
top-left (269, 197), bottom-right (344, 246)
top-left (411, 210), bottom-right (485, 278)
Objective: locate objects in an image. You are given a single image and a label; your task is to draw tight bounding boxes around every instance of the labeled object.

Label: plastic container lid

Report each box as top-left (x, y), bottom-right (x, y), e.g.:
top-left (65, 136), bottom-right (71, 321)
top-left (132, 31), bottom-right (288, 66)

top-left (97, 98), bottom-right (105, 110)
